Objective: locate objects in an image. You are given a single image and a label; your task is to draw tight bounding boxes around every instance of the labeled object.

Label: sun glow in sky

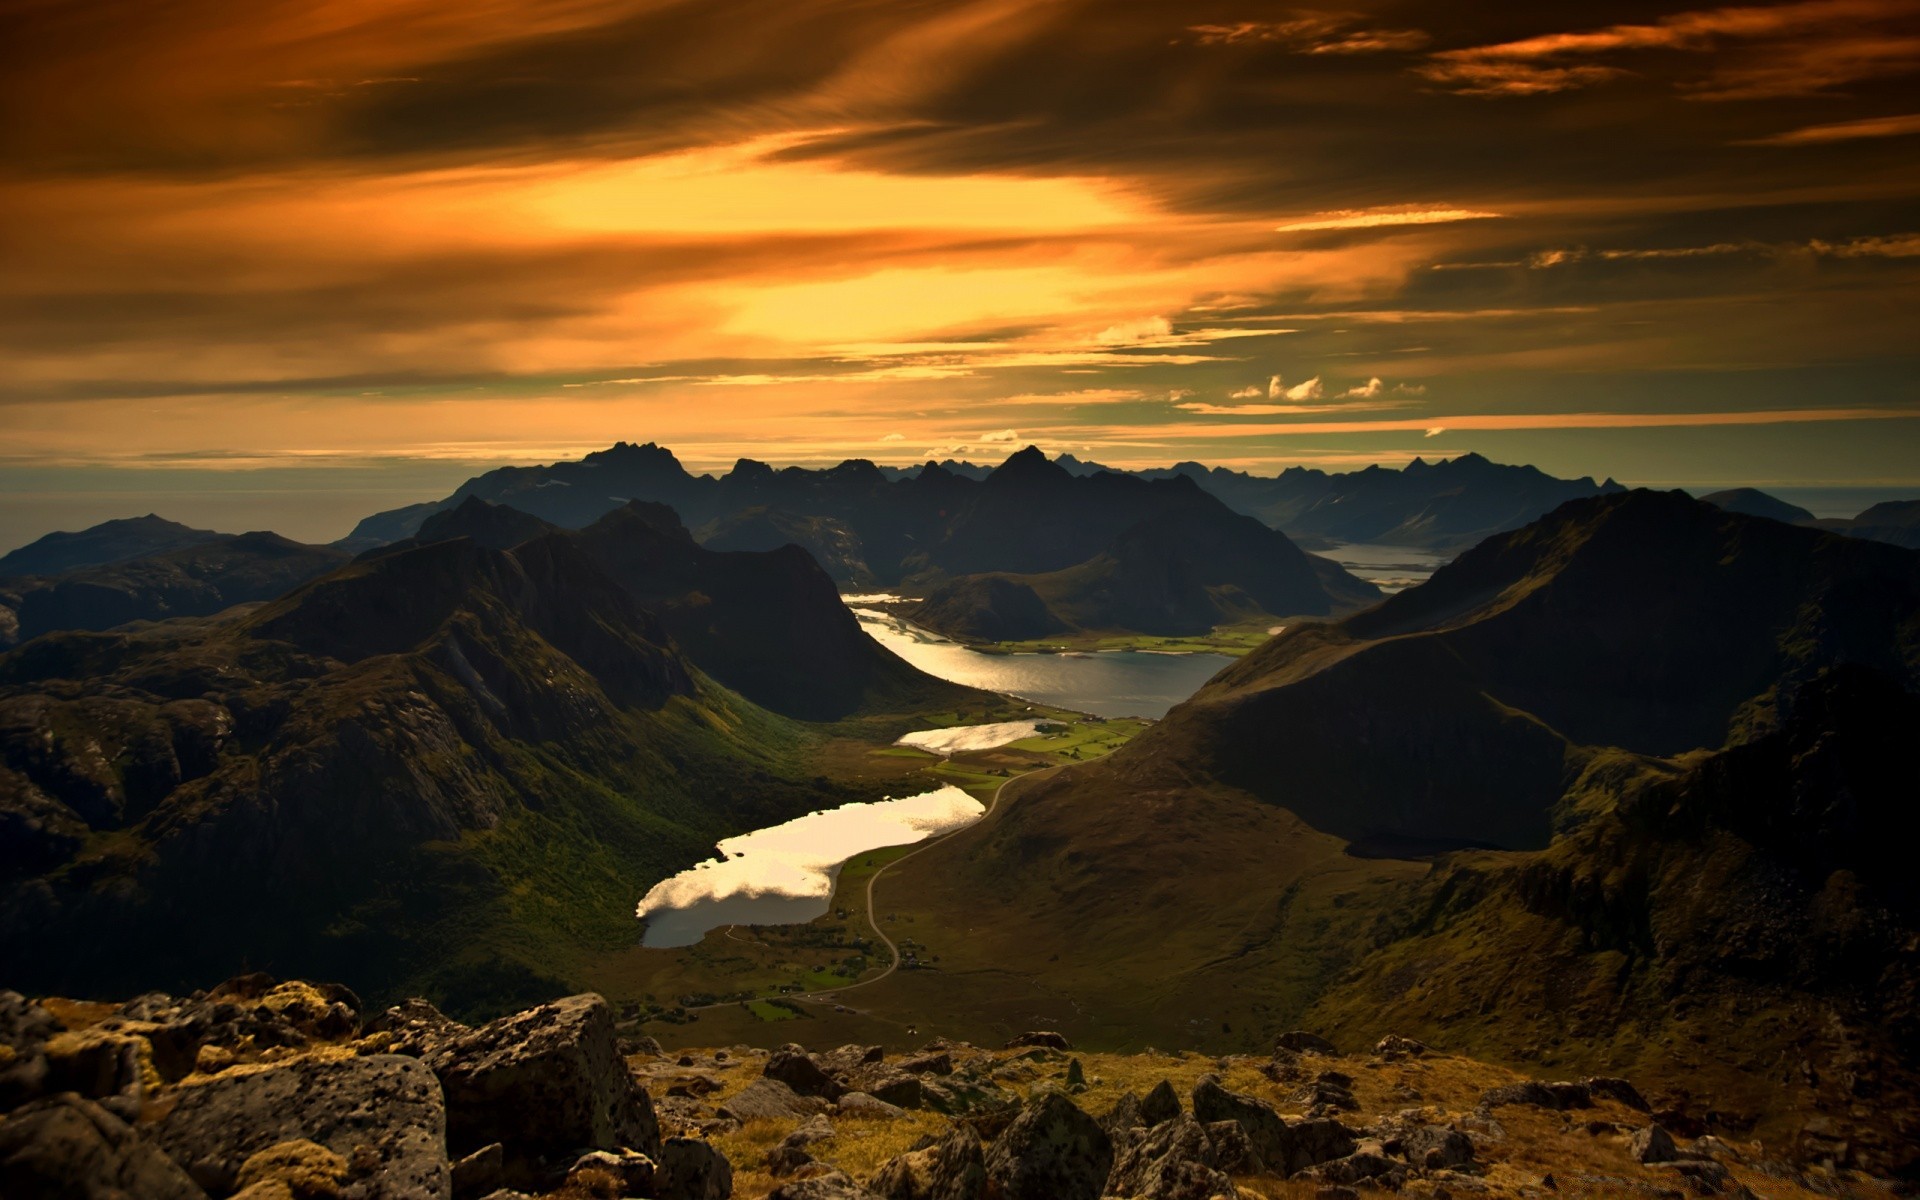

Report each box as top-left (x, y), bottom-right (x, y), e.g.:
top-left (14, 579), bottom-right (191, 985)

top-left (2, 0), bottom-right (1918, 542)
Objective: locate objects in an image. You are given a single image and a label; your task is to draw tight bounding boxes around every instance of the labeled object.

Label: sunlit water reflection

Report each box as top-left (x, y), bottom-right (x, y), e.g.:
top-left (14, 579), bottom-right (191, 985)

top-left (636, 786), bottom-right (984, 947)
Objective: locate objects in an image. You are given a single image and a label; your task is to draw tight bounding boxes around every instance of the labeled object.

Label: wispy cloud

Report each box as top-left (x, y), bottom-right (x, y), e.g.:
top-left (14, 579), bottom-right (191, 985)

top-left (1189, 16), bottom-right (1428, 54)
top-left (1421, 0), bottom-right (1920, 98)
top-left (1741, 112), bottom-right (1920, 145)
top-left (1275, 206), bottom-right (1502, 232)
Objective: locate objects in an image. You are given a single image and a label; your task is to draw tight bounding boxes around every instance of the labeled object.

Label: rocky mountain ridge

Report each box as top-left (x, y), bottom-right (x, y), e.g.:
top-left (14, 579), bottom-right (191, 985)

top-left (1, 977), bottom-right (1890, 1199)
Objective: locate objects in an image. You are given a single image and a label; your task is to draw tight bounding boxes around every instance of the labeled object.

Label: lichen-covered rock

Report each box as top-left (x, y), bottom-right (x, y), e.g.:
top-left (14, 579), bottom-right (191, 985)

top-left (718, 1077), bottom-right (829, 1123)
top-left (1373, 1035), bottom-right (1428, 1058)
top-left (869, 1123), bottom-right (985, 1200)
top-left (1400, 1125), bottom-right (1475, 1170)
top-left (565, 1148), bottom-right (656, 1196)
top-left (1631, 1123), bottom-right (1681, 1164)
top-left (1200, 1121), bottom-right (1260, 1175)
top-left (1190, 1076), bottom-right (1287, 1170)
top-left (838, 1091), bottom-right (907, 1119)
top-left (426, 994), bottom-right (660, 1177)
top-left (1308, 1151), bottom-right (1406, 1188)
top-left (450, 1144), bottom-right (505, 1200)
top-left (768, 1115), bottom-right (835, 1178)
top-left (1190, 1076), bottom-right (1352, 1178)
top-left (766, 1046), bottom-right (844, 1100)
top-left (900, 1052), bottom-right (953, 1077)
top-left (368, 999), bottom-right (470, 1059)
top-left (983, 1091), bottom-right (1111, 1200)
top-left (1102, 1115), bottom-right (1233, 1200)
top-left (152, 1054), bottom-right (449, 1199)
top-left (234, 1139), bottom-right (349, 1200)
top-left (1139, 1080), bottom-right (1181, 1128)
top-left (0, 1094), bottom-right (209, 1200)
top-left (851, 1065), bottom-right (924, 1109)
top-left (656, 1136), bottom-right (732, 1200)
top-left (42, 1027), bottom-right (151, 1109)
top-left (1099, 1091), bottom-right (1145, 1138)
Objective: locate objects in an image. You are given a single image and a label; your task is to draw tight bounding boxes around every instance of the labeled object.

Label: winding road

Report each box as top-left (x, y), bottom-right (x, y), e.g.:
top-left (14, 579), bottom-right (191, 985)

top-left (797, 765), bottom-right (1048, 1005)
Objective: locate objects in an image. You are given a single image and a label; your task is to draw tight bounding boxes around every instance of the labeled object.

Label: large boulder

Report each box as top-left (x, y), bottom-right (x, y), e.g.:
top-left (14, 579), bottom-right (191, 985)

top-left (765, 1046), bottom-right (844, 1100)
top-left (426, 994), bottom-right (661, 1177)
top-left (151, 1055), bottom-right (449, 1200)
top-left (869, 1122), bottom-right (985, 1200)
top-left (1190, 1076), bottom-right (1352, 1178)
top-left (656, 1137), bottom-right (732, 1200)
top-left (766, 1115), bottom-right (835, 1178)
top-left (846, 1064), bottom-right (923, 1110)
top-left (1102, 1115), bottom-right (1234, 1200)
top-left (1139, 1080), bottom-right (1181, 1128)
top-left (1189, 1077), bottom-right (1286, 1170)
top-left (1399, 1126), bottom-right (1474, 1171)
top-left (719, 1077), bottom-right (830, 1123)
top-left (1631, 1123), bottom-right (1681, 1165)
top-left (0, 1094), bottom-right (208, 1200)
top-left (982, 1091), bottom-right (1111, 1200)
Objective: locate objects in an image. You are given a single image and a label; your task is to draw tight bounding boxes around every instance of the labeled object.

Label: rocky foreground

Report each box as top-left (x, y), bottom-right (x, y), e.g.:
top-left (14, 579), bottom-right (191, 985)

top-left (0, 978), bottom-right (1901, 1200)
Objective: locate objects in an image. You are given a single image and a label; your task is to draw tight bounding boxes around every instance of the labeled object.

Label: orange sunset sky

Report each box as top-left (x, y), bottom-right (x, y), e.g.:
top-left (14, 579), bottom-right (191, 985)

top-left (3, 0), bottom-right (1919, 542)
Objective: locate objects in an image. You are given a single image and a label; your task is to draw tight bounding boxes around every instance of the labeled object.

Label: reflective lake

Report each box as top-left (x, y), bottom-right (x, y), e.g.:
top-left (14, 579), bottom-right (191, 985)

top-left (637, 786), bottom-right (984, 947)
top-left (848, 604), bottom-right (1234, 720)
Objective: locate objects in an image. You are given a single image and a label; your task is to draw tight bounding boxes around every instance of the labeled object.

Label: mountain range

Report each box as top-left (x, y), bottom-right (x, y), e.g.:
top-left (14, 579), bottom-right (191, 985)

top-left (0, 502), bottom-right (985, 1006)
top-left (339, 445), bottom-right (1634, 578)
top-left (879, 489), bottom-right (1920, 1174)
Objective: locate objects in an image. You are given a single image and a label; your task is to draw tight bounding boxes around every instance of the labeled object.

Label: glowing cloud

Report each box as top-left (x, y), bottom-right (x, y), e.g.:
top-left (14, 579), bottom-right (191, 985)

top-left (1275, 206), bottom-right (1502, 232)
top-left (1743, 112), bottom-right (1920, 145)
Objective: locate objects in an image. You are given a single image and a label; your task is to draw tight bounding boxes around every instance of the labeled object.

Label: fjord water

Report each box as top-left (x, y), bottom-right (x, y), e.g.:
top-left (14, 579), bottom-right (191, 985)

top-left (847, 603), bottom-right (1233, 719)
top-left (1318, 542), bottom-right (1448, 593)
top-left (637, 785), bottom-right (985, 947)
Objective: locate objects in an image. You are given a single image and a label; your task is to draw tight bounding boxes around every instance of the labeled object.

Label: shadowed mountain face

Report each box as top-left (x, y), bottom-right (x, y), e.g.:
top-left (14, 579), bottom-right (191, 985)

top-left (696, 506), bottom-right (874, 588)
top-left (1142, 489), bottom-right (1920, 849)
top-left (0, 533), bottom-right (349, 649)
top-left (0, 515), bottom-right (223, 577)
top-left (884, 492), bottom-right (1920, 1173)
top-left (341, 443), bottom-right (1624, 583)
top-left (1701, 487), bottom-right (1816, 525)
top-left (0, 532), bottom-right (855, 1004)
top-left (573, 503), bottom-right (961, 721)
top-left (907, 505), bottom-right (1380, 642)
top-left (1305, 665), bottom-right (1920, 1175)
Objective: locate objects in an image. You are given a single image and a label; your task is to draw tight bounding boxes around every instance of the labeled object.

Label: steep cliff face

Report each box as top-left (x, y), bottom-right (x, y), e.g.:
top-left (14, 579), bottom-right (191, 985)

top-left (0, 534), bottom-right (846, 1005)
